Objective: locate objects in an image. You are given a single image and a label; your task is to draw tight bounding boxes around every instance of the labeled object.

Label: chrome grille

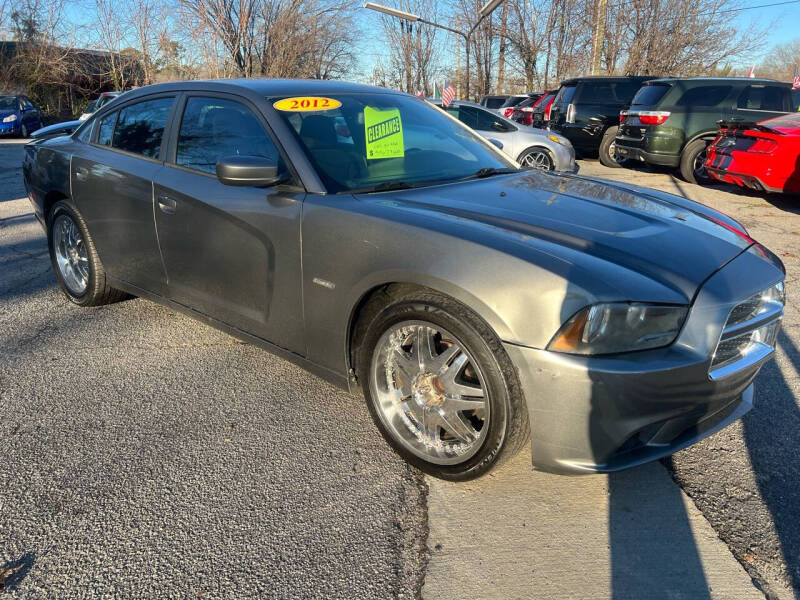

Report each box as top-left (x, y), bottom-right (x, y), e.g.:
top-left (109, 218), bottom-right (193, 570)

top-left (709, 282), bottom-right (784, 380)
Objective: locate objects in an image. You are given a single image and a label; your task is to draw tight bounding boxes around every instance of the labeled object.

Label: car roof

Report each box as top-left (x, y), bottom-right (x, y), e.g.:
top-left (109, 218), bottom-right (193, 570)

top-left (645, 76), bottom-right (790, 86)
top-left (559, 76), bottom-right (658, 85)
top-left (114, 78), bottom-right (398, 102)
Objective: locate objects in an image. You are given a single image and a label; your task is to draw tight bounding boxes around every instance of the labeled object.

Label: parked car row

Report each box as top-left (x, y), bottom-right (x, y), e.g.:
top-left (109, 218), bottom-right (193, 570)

top-left (504, 75), bottom-right (798, 193)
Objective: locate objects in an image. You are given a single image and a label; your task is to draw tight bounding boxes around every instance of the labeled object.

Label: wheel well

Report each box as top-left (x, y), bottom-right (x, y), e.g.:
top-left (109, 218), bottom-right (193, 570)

top-left (346, 282), bottom-right (427, 376)
top-left (42, 190), bottom-right (69, 223)
top-left (682, 133), bottom-right (717, 154)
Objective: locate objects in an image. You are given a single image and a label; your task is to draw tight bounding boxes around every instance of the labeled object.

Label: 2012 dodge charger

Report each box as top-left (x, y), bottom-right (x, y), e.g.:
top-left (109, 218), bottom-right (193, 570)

top-left (23, 80), bottom-right (785, 480)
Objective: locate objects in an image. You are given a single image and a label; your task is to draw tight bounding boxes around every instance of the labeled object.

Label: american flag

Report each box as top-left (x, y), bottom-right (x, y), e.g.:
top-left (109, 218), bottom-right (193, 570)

top-left (441, 81), bottom-right (456, 108)
top-left (793, 65), bottom-right (800, 90)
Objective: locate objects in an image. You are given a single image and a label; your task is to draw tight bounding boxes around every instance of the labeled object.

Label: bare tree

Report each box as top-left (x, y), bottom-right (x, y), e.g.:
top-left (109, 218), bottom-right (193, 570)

top-left (180, 0), bottom-right (356, 79)
top-left (758, 38), bottom-right (800, 82)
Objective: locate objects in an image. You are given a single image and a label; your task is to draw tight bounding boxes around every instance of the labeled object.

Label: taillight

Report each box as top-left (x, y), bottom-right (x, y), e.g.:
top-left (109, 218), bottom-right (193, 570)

top-left (619, 111), bottom-right (628, 124)
top-left (544, 97), bottom-right (554, 121)
top-left (524, 112), bottom-right (533, 126)
top-left (637, 111), bottom-right (670, 126)
top-left (566, 103), bottom-right (576, 123)
top-left (503, 108), bottom-right (514, 118)
top-left (747, 137), bottom-right (778, 153)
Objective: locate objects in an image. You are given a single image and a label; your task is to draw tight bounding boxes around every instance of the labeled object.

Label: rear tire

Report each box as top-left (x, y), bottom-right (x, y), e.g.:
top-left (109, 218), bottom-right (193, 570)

top-left (598, 126), bottom-right (626, 168)
top-left (354, 286), bottom-right (530, 481)
top-left (47, 200), bottom-right (128, 307)
top-left (680, 138), bottom-right (713, 185)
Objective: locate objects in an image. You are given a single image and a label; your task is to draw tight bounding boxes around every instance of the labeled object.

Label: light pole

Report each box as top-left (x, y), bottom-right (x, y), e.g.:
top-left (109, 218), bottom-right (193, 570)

top-left (363, 0), bottom-right (505, 101)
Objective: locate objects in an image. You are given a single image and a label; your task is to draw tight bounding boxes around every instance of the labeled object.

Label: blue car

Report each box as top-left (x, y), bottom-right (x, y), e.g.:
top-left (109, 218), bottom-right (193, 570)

top-left (0, 94), bottom-right (43, 137)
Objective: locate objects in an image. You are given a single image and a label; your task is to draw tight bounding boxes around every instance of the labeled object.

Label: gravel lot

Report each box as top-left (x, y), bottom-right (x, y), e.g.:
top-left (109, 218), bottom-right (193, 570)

top-left (2, 136), bottom-right (800, 599)
top-left (0, 140), bottom-right (426, 598)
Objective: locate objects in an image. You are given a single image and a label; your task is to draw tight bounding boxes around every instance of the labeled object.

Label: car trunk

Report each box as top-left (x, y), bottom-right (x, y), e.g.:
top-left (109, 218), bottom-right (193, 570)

top-left (617, 83), bottom-right (673, 145)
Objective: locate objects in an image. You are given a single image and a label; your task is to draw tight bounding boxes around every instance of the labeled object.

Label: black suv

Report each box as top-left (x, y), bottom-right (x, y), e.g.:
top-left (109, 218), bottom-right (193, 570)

top-left (615, 77), bottom-right (793, 184)
top-left (548, 76), bottom-right (657, 165)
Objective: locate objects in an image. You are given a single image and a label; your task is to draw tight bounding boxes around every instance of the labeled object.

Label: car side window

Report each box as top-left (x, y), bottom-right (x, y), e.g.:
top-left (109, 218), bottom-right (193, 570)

top-left (97, 112), bottom-right (117, 146)
top-left (473, 107), bottom-right (508, 132)
top-left (737, 86), bottom-right (789, 111)
top-left (176, 96), bottom-right (279, 174)
top-left (455, 106), bottom-right (480, 129)
top-left (675, 86), bottom-right (732, 107)
top-left (111, 97), bottom-right (174, 159)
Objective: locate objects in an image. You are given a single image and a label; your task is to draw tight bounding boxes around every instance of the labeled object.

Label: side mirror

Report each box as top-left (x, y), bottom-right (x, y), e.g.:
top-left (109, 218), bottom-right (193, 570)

top-left (488, 138), bottom-right (504, 150)
top-left (216, 155), bottom-right (285, 187)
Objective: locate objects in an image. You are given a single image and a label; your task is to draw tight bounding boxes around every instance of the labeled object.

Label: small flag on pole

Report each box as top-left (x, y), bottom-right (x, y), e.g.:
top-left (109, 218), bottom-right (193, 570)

top-left (747, 65), bottom-right (755, 78)
top-left (793, 65), bottom-right (800, 90)
top-left (441, 81), bottom-right (456, 108)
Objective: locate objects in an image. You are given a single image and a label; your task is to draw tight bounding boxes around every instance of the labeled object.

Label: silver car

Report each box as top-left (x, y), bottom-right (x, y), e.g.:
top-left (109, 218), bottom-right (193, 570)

top-left (24, 80), bottom-right (784, 481)
top-left (430, 99), bottom-right (575, 171)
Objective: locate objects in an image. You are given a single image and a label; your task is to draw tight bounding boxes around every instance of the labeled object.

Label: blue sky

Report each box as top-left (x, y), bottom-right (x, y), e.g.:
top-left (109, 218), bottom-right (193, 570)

top-left (52, 0), bottom-right (800, 79)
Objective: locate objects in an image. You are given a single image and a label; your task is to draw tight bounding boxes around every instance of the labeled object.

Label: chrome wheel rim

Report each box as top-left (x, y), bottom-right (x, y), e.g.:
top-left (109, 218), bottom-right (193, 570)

top-left (53, 214), bottom-right (89, 295)
top-left (520, 149), bottom-right (553, 170)
top-left (369, 321), bottom-right (489, 465)
top-left (693, 147), bottom-right (708, 179)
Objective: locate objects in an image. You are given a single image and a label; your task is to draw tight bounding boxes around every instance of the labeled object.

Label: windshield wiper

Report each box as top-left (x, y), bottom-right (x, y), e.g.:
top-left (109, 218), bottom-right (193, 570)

top-left (460, 167), bottom-right (520, 180)
top-left (348, 180), bottom-right (426, 194)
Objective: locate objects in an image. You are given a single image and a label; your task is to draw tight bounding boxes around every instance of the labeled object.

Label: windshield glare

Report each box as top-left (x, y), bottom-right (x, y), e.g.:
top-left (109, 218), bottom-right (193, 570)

top-left (271, 93), bottom-right (516, 193)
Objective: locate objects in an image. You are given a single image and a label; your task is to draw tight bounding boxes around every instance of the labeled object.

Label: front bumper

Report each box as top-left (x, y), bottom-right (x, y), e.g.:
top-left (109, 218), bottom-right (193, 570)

top-left (0, 121), bottom-right (21, 136)
top-left (506, 245), bottom-right (784, 474)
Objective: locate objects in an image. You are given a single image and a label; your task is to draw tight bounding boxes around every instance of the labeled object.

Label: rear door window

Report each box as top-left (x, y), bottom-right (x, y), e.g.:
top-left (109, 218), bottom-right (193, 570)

top-left (111, 97), bottom-right (174, 159)
top-left (553, 85), bottom-right (576, 107)
top-left (737, 85), bottom-right (790, 111)
top-left (176, 96), bottom-right (279, 174)
top-left (631, 84), bottom-right (670, 107)
top-left (675, 86), bottom-right (732, 107)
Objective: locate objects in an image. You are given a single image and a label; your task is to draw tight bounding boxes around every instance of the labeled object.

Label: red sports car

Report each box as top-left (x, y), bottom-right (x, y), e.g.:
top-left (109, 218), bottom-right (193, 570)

top-left (705, 112), bottom-right (800, 194)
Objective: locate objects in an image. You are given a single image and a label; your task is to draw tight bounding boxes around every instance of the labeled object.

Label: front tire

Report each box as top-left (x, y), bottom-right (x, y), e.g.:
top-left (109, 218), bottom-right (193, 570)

top-left (598, 126), bottom-right (627, 168)
top-left (20, 123), bottom-right (28, 138)
top-left (680, 138), bottom-right (713, 185)
top-left (518, 146), bottom-right (554, 171)
top-left (354, 287), bottom-right (529, 481)
top-left (47, 200), bottom-right (127, 306)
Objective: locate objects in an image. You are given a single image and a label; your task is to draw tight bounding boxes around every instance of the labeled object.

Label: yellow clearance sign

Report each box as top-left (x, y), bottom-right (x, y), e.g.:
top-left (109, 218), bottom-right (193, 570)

top-left (364, 106), bottom-right (404, 160)
top-left (273, 97), bottom-right (342, 112)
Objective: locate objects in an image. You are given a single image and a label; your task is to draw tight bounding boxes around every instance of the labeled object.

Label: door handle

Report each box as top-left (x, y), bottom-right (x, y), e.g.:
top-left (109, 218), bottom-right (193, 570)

top-left (157, 195), bottom-right (177, 214)
top-left (75, 166), bottom-right (88, 182)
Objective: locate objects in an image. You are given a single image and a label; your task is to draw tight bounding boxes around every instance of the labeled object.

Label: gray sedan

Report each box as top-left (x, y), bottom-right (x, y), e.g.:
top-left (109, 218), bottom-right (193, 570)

top-left (23, 80), bottom-right (784, 480)
top-left (429, 99), bottom-right (575, 171)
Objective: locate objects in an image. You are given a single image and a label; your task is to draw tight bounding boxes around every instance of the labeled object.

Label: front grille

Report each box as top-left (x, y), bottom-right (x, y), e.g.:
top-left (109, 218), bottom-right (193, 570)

top-left (709, 282), bottom-right (784, 380)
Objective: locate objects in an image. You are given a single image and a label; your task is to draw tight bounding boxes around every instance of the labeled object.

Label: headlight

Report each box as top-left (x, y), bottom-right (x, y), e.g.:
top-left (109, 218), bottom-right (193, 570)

top-left (3, 114), bottom-right (18, 123)
top-left (548, 302), bottom-right (688, 355)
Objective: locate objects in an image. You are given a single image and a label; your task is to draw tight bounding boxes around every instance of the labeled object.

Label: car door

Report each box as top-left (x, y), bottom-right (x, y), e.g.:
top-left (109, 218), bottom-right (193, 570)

top-left (70, 95), bottom-right (175, 296)
top-left (734, 84), bottom-right (792, 122)
top-left (153, 94), bottom-right (305, 354)
top-left (20, 96), bottom-right (40, 131)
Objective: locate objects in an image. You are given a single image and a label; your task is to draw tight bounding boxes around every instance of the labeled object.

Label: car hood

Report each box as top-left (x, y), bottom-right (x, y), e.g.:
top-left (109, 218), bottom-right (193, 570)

top-left (357, 170), bottom-right (753, 300)
top-left (32, 120), bottom-right (81, 137)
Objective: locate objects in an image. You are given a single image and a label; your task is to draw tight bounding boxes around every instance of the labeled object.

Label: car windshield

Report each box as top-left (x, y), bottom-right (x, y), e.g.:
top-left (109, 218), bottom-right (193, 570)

top-left (0, 96), bottom-right (17, 110)
top-left (271, 92), bottom-right (517, 193)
